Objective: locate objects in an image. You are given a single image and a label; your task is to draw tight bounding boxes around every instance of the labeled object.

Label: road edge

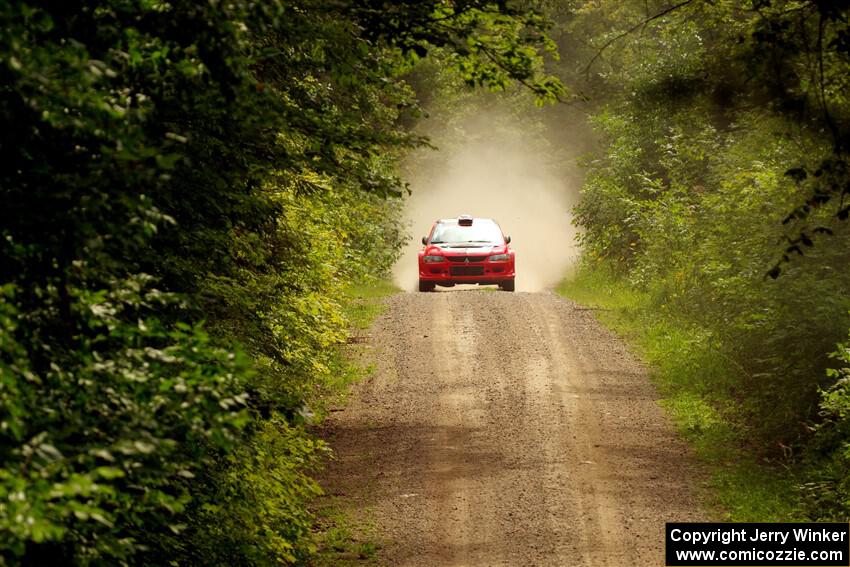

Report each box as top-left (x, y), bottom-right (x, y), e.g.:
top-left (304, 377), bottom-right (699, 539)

top-left (556, 263), bottom-right (804, 523)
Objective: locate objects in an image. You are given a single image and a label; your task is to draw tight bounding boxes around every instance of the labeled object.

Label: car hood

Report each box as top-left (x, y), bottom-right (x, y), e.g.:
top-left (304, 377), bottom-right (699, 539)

top-left (425, 244), bottom-right (507, 255)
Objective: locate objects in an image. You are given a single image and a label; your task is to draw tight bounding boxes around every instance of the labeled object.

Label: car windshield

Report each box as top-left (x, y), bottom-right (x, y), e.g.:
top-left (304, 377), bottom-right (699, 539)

top-left (430, 220), bottom-right (504, 245)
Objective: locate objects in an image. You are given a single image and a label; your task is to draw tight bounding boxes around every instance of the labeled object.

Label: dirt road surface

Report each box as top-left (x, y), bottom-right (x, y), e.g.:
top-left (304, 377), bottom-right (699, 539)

top-left (320, 290), bottom-right (707, 566)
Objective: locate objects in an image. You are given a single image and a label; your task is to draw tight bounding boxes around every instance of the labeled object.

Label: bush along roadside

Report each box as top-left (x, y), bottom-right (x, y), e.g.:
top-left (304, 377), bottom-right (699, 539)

top-left (560, 95), bottom-right (850, 524)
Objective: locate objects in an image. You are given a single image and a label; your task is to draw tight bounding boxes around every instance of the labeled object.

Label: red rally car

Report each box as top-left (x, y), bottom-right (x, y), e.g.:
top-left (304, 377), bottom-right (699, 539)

top-left (418, 215), bottom-right (515, 292)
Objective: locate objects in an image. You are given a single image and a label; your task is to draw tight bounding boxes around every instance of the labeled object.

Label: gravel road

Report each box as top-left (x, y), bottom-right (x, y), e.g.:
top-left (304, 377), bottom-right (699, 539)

top-left (320, 290), bottom-right (707, 566)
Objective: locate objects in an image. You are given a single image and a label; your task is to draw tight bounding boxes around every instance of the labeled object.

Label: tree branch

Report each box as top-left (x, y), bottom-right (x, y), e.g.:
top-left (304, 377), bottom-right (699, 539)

top-left (583, 0), bottom-right (698, 77)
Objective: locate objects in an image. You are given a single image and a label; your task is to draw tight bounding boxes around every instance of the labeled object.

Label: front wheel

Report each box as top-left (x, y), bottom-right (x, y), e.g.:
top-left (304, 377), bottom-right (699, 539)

top-left (500, 279), bottom-right (515, 292)
top-left (418, 280), bottom-right (435, 292)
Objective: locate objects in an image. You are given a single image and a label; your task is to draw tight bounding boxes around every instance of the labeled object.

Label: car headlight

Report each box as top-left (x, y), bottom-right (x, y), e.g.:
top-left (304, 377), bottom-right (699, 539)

top-left (488, 254), bottom-right (510, 261)
top-left (423, 255), bottom-right (445, 263)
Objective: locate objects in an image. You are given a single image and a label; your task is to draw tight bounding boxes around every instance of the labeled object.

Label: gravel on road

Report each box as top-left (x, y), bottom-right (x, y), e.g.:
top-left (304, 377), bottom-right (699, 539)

top-left (320, 290), bottom-right (707, 566)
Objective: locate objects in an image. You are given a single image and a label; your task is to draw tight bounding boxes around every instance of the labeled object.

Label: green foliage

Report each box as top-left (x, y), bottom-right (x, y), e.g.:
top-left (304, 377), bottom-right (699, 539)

top-left (185, 418), bottom-right (328, 566)
top-left (803, 333), bottom-right (850, 520)
top-left (0, 279), bottom-right (252, 563)
top-left (350, 0), bottom-right (567, 104)
top-left (1, 0), bottom-right (562, 563)
top-left (341, 281), bottom-right (401, 331)
top-left (563, 0), bottom-right (850, 521)
top-left (570, 2), bottom-right (850, 441)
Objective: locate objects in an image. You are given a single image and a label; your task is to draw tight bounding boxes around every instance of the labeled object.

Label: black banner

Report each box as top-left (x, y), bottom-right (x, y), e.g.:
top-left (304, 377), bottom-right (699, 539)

top-left (666, 523), bottom-right (849, 566)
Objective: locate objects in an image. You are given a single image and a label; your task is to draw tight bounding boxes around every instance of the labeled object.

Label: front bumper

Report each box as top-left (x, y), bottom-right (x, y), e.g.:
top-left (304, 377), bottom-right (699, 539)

top-left (419, 261), bottom-right (515, 285)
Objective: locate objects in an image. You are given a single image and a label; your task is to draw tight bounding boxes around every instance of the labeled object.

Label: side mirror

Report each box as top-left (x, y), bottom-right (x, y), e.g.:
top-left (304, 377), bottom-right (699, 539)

top-left (505, 235), bottom-right (511, 244)
top-left (421, 236), bottom-right (428, 245)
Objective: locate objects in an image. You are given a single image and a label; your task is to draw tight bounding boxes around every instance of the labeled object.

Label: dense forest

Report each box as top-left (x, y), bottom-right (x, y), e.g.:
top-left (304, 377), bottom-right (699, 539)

top-left (556, 0), bottom-right (850, 522)
top-left (3, 0), bottom-right (850, 565)
top-left (0, 1), bottom-right (561, 564)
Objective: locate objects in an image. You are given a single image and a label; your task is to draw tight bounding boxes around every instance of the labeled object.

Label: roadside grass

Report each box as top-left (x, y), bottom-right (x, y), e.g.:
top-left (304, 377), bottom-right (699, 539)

top-left (311, 278), bottom-right (399, 564)
top-left (311, 499), bottom-right (383, 567)
top-left (342, 279), bottom-right (400, 330)
top-left (557, 264), bottom-right (801, 522)
top-left (313, 280), bottom-right (399, 416)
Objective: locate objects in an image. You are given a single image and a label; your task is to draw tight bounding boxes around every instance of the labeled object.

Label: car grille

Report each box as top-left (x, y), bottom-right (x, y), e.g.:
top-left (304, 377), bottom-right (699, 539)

top-left (446, 256), bottom-right (487, 263)
top-left (450, 266), bottom-right (485, 276)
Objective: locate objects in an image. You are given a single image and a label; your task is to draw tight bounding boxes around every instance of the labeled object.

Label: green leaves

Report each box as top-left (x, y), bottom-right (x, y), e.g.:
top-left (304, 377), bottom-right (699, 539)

top-left (2, 0), bottom-right (562, 563)
top-left (570, 0), bottom-right (850, 522)
top-left (0, 272), bottom-right (253, 563)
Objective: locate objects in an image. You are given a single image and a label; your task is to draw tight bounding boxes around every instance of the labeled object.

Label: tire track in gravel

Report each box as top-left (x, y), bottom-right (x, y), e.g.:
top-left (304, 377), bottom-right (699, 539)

top-left (319, 290), bottom-right (707, 566)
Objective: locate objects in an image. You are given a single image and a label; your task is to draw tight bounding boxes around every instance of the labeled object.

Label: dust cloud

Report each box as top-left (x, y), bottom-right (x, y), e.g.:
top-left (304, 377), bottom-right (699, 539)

top-left (393, 107), bottom-right (585, 292)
